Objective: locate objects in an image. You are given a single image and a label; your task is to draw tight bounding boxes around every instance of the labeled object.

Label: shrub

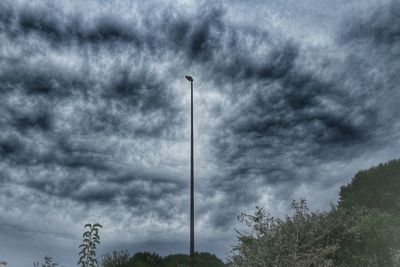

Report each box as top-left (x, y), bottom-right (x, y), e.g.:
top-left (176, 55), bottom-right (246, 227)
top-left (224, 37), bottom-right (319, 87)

top-left (100, 251), bottom-right (130, 267)
top-left (228, 200), bottom-right (358, 267)
top-left (33, 256), bottom-right (58, 267)
top-left (78, 223), bottom-right (103, 267)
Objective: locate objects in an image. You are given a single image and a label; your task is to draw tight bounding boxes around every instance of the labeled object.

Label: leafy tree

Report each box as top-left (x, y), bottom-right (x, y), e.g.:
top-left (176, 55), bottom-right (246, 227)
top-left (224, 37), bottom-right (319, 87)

top-left (128, 252), bottom-right (163, 267)
top-left (101, 251), bottom-right (130, 267)
top-left (161, 254), bottom-right (188, 267)
top-left (100, 251), bottom-right (226, 267)
top-left (33, 256), bottom-right (58, 267)
top-left (78, 223), bottom-right (103, 267)
top-left (229, 159), bottom-right (400, 267)
top-left (337, 159), bottom-right (400, 266)
top-left (334, 209), bottom-right (400, 266)
top-left (339, 159), bottom-right (400, 213)
top-left (339, 160), bottom-right (400, 215)
top-left (228, 200), bottom-right (358, 267)
top-left (194, 252), bottom-right (226, 267)
top-left (162, 253), bottom-right (225, 267)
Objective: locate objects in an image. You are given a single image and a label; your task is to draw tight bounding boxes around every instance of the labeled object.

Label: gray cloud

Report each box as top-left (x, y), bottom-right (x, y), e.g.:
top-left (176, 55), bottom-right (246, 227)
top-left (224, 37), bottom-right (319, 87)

top-left (340, 1), bottom-right (400, 47)
top-left (198, 0), bottom-right (400, 228)
top-left (1, 0), bottom-right (400, 266)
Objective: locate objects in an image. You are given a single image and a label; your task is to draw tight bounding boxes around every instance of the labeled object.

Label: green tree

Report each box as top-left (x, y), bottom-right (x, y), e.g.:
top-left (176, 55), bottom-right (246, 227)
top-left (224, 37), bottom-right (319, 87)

top-left (101, 251), bottom-right (130, 267)
top-left (194, 252), bottom-right (225, 267)
top-left (162, 254), bottom-right (188, 267)
top-left (100, 251), bottom-right (226, 267)
top-left (78, 223), bottom-right (103, 267)
top-left (339, 159), bottom-right (400, 213)
top-left (334, 209), bottom-right (400, 266)
top-left (228, 200), bottom-right (358, 267)
top-left (128, 252), bottom-right (163, 267)
top-left (336, 159), bottom-right (400, 266)
top-left (34, 256), bottom-right (58, 267)
top-left (162, 253), bottom-right (225, 267)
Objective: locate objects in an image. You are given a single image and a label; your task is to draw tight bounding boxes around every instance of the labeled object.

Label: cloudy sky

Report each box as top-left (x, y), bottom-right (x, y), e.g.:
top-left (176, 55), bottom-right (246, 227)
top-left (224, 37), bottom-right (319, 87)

top-left (1, 0), bottom-right (400, 266)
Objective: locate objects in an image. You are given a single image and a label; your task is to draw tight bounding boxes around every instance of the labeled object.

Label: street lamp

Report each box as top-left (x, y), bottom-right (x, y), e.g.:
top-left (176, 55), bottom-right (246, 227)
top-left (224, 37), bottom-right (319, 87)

top-left (185, 75), bottom-right (195, 267)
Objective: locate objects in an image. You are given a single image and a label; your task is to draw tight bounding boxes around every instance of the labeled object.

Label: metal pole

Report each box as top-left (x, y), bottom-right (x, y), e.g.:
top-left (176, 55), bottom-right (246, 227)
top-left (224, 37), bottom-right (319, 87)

top-left (185, 75), bottom-right (194, 267)
top-left (190, 79), bottom-right (195, 267)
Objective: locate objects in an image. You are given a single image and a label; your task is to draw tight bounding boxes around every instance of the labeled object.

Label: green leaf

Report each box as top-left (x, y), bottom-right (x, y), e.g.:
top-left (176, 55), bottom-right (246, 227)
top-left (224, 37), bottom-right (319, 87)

top-left (93, 223), bottom-right (103, 228)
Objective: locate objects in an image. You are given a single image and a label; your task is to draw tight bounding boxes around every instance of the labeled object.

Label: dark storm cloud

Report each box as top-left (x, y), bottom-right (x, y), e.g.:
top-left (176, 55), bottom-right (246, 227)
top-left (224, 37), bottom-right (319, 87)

top-left (0, 0), bottom-right (384, 220)
top-left (1, 1), bottom-right (209, 54)
top-left (339, 0), bottom-right (400, 101)
top-left (0, 58), bottom-right (85, 97)
top-left (0, 3), bottom-right (140, 45)
top-left (215, 70), bottom-right (377, 157)
top-left (23, 166), bottom-right (185, 209)
top-left (1, 1), bottom-right (300, 84)
top-left (199, 0), bottom-right (400, 228)
top-left (0, 0), bottom-right (301, 200)
top-left (0, 0), bottom-right (189, 218)
top-left (208, 72), bottom-right (378, 205)
top-left (340, 1), bottom-right (400, 47)
top-left (176, 5), bottom-right (300, 82)
top-left (1, 1), bottom-right (400, 265)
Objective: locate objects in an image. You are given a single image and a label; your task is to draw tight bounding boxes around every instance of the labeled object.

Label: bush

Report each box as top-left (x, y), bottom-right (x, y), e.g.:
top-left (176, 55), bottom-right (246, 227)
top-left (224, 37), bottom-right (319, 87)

top-left (78, 223), bottom-right (103, 267)
top-left (228, 200), bottom-right (358, 267)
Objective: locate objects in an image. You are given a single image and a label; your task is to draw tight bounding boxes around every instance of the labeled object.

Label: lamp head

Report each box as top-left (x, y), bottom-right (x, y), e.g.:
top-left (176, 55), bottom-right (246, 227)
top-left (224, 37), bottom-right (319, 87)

top-left (185, 76), bottom-right (193, 82)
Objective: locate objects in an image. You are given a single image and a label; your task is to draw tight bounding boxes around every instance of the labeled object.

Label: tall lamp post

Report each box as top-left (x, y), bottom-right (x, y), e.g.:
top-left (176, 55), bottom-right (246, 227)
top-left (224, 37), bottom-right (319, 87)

top-left (185, 75), bottom-right (195, 267)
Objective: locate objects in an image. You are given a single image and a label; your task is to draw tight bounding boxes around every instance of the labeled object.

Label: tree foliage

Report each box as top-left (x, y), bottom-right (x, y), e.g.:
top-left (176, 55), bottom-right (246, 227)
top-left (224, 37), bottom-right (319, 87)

top-left (334, 209), bottom-right (400, 266)
top-left (78, 223), bottom-right (103, 267)
top-left (101, 251), bottom-right (130, 267)
top-left (228, 200), bottom-right (358, 267)
top-left (336, 159), bottom-right (400, 266)
top-left (339, 159), bottom-right (400, 213)
top-left (100, 251), bottom-right (225, 267)
top-left (33, 256), bottom-right (58, 267)
top-left (129, 252), bottom-right (163, 267)
top-left (229, 159), bottom-right (400, 267)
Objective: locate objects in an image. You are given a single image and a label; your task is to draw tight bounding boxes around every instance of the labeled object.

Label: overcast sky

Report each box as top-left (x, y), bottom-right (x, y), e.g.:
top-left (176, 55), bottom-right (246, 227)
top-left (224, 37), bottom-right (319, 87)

top-left (1, 0), bottom-right (400, 266)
